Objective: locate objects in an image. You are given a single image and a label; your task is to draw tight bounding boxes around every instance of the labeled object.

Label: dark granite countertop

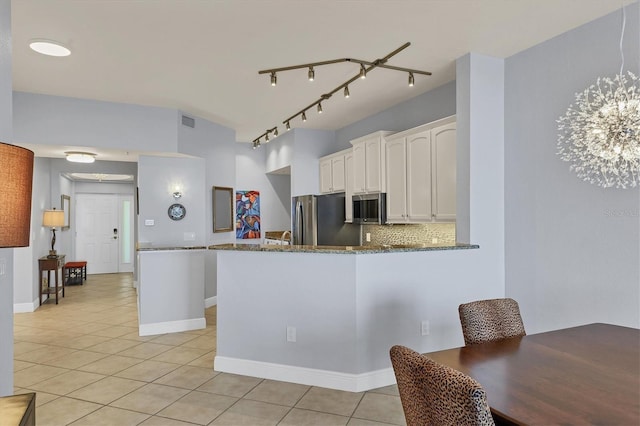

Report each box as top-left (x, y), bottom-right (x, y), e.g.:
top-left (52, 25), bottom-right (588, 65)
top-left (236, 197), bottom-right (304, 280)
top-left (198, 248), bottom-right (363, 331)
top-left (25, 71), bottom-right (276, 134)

top-left (137, 246), bottom-right (207, 252)
top-left (208, 243), bottom-right (479, 254)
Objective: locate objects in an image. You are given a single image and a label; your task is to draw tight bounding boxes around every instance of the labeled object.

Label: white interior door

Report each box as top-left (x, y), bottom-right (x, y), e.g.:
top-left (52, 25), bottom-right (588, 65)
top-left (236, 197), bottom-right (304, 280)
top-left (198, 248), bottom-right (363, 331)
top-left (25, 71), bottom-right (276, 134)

top-left (76, 194), bottom-right (133, 274)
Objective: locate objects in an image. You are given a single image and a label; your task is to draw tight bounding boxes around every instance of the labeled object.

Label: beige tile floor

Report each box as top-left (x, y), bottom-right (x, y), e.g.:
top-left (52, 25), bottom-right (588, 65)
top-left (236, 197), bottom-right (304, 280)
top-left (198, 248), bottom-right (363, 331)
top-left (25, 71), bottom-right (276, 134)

top-left (13, 273), bottom-right (405, 425)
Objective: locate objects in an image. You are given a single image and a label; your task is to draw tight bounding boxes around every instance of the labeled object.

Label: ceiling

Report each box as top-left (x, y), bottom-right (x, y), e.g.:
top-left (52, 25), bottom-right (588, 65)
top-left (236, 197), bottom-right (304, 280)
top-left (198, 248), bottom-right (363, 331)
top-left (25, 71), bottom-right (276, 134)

top-left (11, 0), bottom-right (634, 161)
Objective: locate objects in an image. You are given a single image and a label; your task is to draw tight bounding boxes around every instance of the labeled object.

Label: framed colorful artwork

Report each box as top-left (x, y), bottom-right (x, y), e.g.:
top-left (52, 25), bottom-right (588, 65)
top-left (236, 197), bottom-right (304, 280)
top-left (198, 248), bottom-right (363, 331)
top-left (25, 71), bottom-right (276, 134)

top-left (235, 190), bottom-right (260, 239)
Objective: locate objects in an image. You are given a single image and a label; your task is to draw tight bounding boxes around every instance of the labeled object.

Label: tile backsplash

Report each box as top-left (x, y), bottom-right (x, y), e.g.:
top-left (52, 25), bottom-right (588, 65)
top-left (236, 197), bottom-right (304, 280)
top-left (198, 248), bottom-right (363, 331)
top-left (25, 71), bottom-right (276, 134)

top-left (362, 223), bottom-right (456, 245)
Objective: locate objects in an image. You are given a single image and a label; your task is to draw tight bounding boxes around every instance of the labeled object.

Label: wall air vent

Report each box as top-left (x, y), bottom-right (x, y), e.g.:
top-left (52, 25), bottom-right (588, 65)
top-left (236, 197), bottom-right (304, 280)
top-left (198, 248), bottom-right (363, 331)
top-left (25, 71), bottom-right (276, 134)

top-left (181, 115), bottom-right (195, 128)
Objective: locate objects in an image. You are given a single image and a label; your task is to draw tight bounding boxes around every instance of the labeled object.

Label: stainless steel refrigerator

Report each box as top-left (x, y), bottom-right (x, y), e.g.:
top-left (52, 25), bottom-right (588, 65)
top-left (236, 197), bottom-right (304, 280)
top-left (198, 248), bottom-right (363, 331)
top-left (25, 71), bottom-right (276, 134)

top-left (291, 194), bottom-right (361, 246)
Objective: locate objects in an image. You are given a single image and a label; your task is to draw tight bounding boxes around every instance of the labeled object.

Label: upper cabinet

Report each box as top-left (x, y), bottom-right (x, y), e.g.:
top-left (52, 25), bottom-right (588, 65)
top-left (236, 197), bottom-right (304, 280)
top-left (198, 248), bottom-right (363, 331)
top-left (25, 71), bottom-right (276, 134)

top-left (431, 122), bottom-right (456, 221)
top-left (344, 152), bottom-right (354, 223)
top-left (385, 116), bottom-right (456, 223)
top-left (319, 149), bottom-right (348, 194)
top-left (350, 131), bottom-right (393, 194)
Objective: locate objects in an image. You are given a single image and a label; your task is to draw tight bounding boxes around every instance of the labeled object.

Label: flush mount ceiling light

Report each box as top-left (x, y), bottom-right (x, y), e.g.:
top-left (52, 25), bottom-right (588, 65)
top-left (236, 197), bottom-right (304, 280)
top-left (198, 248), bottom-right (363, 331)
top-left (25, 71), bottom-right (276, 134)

top-left (29, 39), bottom-right (71, 57)
top-left (557, 6), bottom-right (639, 189)
top-left (252, 42), bottom-right (431, 146)
top-left (65, 151), bottom-right (96, 163)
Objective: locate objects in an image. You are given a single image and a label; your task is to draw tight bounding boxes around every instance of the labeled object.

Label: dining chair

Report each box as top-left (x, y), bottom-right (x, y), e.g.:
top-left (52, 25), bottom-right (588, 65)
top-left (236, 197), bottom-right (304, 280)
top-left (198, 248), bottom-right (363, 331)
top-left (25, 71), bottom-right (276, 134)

top-left (458, 298), bottom-right (526, 345)
top-left (390, 345), bottom-right (496, 426)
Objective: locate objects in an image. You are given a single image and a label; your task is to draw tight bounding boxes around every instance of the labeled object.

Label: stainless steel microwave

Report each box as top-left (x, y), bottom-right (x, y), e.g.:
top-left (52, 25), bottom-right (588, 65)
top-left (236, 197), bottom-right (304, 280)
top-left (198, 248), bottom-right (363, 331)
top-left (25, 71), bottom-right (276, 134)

top-left (352, 193), bottom-right (386, 224)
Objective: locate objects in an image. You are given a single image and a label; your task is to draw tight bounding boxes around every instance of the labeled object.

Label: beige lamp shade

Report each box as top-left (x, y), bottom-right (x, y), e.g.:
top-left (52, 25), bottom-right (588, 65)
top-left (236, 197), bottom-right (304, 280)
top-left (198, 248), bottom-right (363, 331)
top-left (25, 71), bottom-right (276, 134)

top-left (42, 210), bottom-right (65, 228)
top-left (0, 143), bottom-right (34, 248)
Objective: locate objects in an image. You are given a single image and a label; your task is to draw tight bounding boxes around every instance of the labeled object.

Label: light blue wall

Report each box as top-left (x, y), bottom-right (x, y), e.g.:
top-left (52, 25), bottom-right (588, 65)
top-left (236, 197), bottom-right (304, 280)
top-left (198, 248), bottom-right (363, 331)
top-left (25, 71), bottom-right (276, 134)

top-left (504, 5), bottom-right (640, 332)
top-left (177, 114), bottom-right (236, 244)
top-left (13, 92), bottom-right (179, 153)
top-left (335, 81), bottom-right (456, 147)
top-left (137, 156), bottom-right (206, 247)
top-left (0, 0), bottom-right (13, 395)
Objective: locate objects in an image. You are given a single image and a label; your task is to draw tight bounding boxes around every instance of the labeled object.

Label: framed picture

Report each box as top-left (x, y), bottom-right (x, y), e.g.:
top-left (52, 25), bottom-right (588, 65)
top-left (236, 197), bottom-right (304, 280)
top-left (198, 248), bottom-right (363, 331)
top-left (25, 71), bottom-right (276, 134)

top-left (235, 190), bottom-right (260, 239)
top-left (213, 186), bottom-right (234, 233)
top-left (61, 194), bottom-right (71, 230)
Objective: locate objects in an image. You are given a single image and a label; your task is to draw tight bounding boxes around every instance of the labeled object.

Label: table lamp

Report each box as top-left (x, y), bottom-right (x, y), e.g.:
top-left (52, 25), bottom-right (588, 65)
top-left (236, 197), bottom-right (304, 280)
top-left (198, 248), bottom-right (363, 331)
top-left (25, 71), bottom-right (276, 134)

top-left (0, 143), bottom-right (34, 248)
top-left (42, 208), bottom-right (64, 258)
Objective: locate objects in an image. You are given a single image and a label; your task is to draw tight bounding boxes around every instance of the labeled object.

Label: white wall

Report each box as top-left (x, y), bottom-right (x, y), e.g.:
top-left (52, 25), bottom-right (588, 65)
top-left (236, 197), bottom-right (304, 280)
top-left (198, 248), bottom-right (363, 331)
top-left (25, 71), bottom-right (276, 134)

top-left (0, 0), bottom-right (13, 395)
top-left (504, 5), bottom-right (640, 332)
top-left (137, 156), bottom-right (206, 247)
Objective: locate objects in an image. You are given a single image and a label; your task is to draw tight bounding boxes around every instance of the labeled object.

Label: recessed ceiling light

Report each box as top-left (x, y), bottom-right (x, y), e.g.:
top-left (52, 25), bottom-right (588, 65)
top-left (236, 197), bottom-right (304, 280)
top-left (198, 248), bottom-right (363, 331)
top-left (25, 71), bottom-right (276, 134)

top-left (65, 151), bottom-right (96, 163)
top-left (29, 39), bottom-right (71, 57)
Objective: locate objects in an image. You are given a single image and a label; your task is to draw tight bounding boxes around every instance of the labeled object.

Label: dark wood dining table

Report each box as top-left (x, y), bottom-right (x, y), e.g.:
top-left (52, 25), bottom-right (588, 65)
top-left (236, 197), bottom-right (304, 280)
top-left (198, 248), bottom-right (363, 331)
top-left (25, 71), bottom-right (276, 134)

top-left (426, 323), bottom-right (639, 425)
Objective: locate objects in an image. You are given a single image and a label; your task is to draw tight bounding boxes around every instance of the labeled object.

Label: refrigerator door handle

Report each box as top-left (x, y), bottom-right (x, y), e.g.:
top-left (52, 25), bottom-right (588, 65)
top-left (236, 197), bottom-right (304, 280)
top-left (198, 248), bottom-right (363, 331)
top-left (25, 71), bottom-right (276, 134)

top-left (297, 201), bottom-right (304, 244)
top-left (294, 200), bottom-right (302, 245)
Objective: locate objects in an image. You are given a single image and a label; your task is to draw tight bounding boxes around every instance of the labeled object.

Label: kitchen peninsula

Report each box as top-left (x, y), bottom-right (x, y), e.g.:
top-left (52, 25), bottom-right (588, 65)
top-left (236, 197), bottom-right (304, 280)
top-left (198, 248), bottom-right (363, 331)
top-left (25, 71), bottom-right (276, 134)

top-left (211, 242), bottom-right (486, 392)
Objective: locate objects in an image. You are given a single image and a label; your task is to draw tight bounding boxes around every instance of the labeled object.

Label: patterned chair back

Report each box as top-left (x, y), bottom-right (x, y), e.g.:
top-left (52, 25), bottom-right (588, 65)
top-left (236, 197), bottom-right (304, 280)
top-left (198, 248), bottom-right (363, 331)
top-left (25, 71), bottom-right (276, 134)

top-left (458, 298), bottom-right (526, 345)
top-left (390, 345), bottom-right (496, 426)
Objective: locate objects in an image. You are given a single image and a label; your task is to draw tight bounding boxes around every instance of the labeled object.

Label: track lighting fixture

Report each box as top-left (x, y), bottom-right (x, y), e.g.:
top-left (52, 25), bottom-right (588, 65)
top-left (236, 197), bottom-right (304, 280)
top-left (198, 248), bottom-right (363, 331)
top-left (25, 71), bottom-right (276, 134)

top-left (254, 42), bottom-right (432, 147)
top-left (265, 131), bottom-right (270, 142)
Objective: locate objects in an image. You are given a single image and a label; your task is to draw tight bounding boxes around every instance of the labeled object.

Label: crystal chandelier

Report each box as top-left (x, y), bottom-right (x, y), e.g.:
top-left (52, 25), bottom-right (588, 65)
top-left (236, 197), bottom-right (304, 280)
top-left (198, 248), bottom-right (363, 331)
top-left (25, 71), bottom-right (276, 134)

top-left (557, 71), bottom-right (640, 188)
top-left (557, 4), bottom-right (640, 189)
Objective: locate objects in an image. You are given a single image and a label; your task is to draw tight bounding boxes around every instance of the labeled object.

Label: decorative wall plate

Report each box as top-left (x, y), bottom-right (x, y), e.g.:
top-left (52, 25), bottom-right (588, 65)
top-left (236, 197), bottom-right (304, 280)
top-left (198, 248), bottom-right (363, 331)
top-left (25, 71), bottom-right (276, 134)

top-left (168, 203), bottom-right (186, 221)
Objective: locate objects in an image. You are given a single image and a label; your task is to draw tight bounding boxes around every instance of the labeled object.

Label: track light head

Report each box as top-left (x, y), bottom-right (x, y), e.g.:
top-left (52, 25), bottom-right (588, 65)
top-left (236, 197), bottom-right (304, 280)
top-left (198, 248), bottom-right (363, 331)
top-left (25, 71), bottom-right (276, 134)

top-left (302, 111), bottom-right (307, 122)
top-left (360, 64), bottom-right (367, 79)
top-left (286, 121), bottom-right (291, 131)
top-left (408, 72), bottom-right (414, 87)
top-left (308, 67), bottom-right (315, 81)
top-left (317, 103), bottom-right (323, 114)
top-left (344, 86), bottom-right (350, 98)
top-left (265, 131), bottom-right (270, 142)
top-left (270, 72), bottom-right (277, 86)
top-left (274, 127), bottom-right (279, 137)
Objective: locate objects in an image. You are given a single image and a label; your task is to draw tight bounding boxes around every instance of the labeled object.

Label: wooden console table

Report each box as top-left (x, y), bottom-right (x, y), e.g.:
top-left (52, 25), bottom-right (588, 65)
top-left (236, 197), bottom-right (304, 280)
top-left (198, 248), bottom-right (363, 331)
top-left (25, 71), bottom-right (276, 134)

top-left (0, 393), bottom-right (35, 426)
top-left (39, 255), bottom-right (65, 305)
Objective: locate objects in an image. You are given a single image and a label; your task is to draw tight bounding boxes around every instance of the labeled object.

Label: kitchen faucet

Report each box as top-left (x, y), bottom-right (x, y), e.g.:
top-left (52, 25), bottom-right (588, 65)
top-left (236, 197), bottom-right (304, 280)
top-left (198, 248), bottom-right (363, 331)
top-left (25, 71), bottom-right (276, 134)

top-left (281, 230), bottom-right (291, 244)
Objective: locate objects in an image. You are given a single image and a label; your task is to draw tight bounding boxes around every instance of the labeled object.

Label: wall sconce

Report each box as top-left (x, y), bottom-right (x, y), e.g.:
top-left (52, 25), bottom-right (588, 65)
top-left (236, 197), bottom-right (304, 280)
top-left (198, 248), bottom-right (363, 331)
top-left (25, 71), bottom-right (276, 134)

top-left (172, 185), bottom-right (183, 199)
top-left (42, 208), bottom-right (64, 258)
top-left (0, 143), bottom-right (34, 248)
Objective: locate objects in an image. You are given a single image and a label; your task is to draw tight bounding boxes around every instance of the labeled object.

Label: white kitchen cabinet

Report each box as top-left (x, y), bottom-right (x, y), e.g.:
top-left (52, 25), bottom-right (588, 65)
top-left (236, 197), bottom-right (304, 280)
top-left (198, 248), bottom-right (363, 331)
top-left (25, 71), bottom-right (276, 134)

top-left (431, 122), bottom-right (457, 221)
top-left (319, 150), bottom-right (347, 194)
top-left (350, 131), bottom-right (392, 194)
top-left (344, 152), bottom-right (354, 222)
top-left (385, 117), bottom-right (456, 223)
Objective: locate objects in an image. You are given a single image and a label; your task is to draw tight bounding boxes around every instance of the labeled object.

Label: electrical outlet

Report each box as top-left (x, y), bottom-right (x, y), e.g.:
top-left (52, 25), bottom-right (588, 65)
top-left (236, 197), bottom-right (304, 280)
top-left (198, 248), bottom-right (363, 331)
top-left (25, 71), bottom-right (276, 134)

top-left (366, 233), bottom-right (371, 242)
top-left (421, 320), bottom-right (430, 336)
top-left (286, 326), bottom-right (297, 342)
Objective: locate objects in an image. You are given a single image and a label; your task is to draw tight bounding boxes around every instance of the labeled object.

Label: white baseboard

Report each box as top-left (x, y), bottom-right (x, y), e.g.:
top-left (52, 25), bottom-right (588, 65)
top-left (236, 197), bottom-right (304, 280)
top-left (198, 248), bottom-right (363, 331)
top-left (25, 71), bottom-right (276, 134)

top-left (205, 296), bottom-right (217, 308)
top-left (139, 317), bottom-right (206, 336)
top-left (214, 356), bottom-right (396, 392)
top-left (13, 297), bottom-right (39, 313)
